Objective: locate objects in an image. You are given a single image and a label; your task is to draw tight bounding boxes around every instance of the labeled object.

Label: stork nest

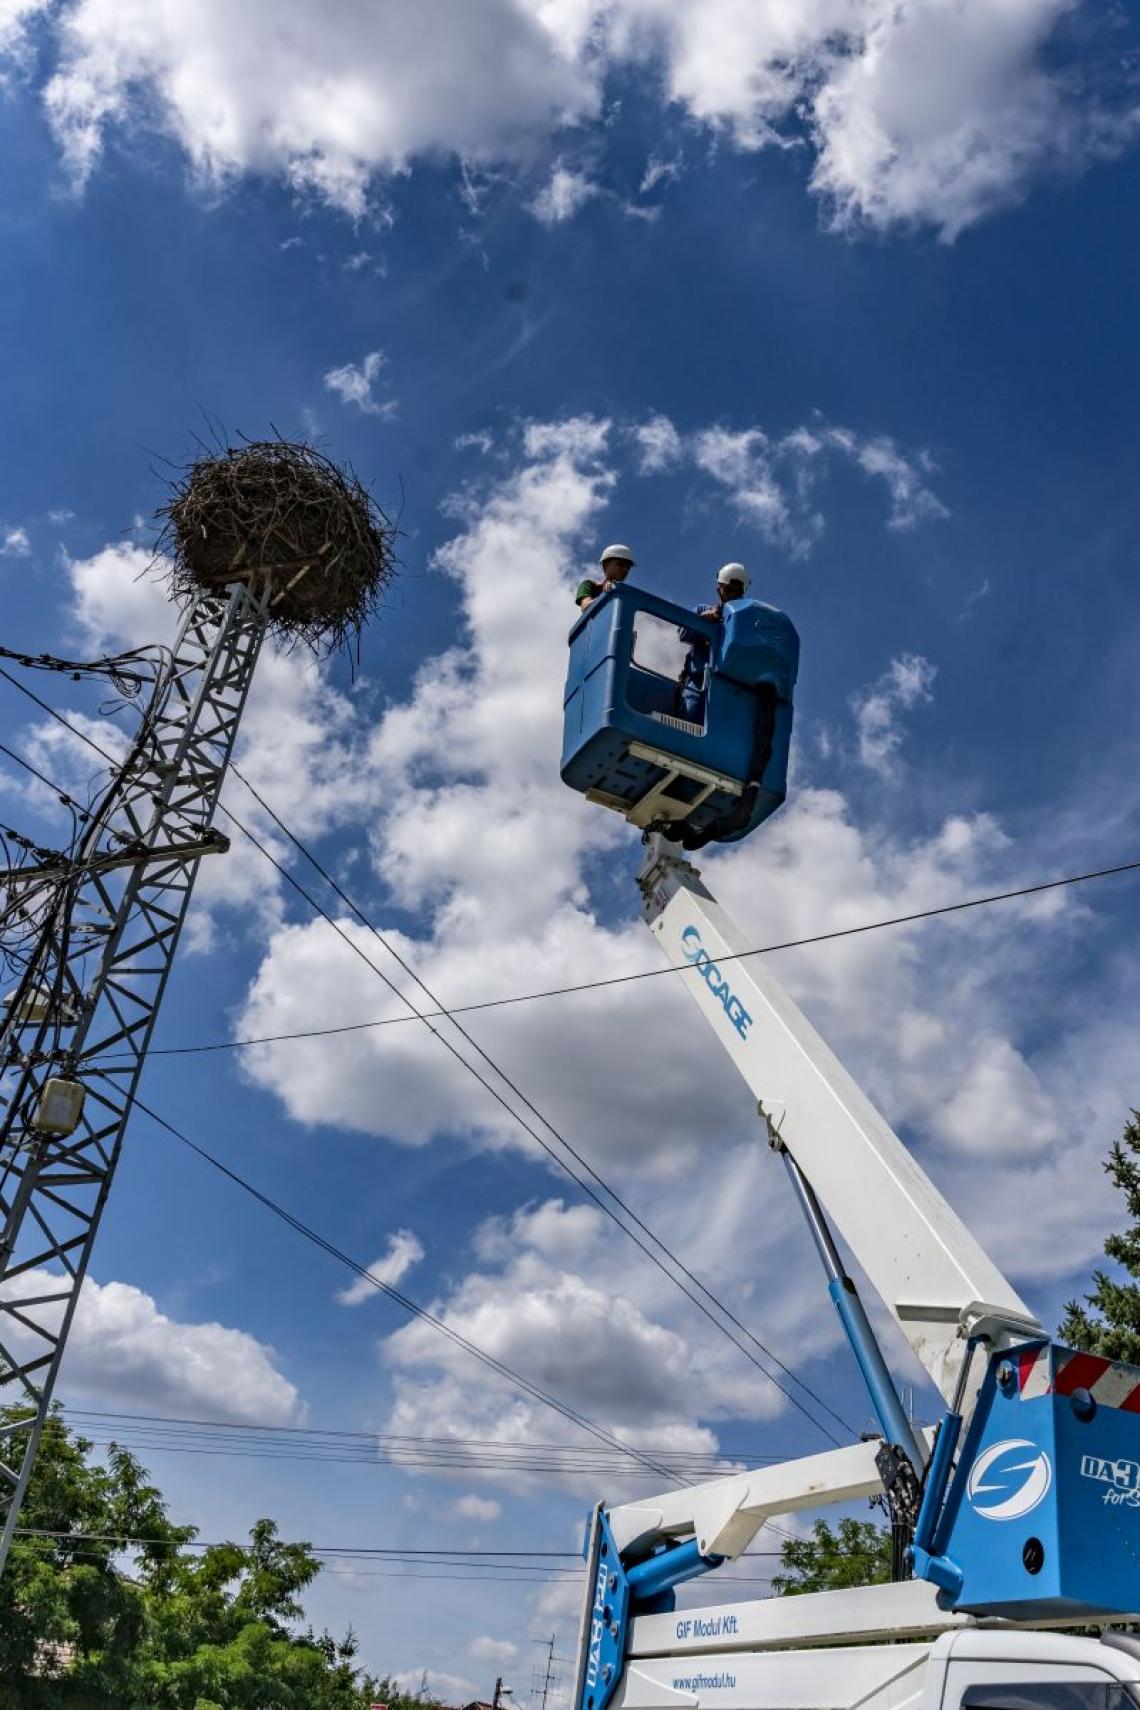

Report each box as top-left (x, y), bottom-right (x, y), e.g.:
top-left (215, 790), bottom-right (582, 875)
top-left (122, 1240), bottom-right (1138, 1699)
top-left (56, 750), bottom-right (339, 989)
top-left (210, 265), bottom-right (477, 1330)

top-left (156, 439), bottom-right (397, 653)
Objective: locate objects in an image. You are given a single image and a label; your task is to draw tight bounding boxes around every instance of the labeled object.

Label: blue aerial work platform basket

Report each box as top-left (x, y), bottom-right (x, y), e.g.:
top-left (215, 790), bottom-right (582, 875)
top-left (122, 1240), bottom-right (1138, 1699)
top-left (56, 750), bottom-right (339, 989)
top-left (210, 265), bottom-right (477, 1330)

top-left (561, 584), bottom-right (799, 849)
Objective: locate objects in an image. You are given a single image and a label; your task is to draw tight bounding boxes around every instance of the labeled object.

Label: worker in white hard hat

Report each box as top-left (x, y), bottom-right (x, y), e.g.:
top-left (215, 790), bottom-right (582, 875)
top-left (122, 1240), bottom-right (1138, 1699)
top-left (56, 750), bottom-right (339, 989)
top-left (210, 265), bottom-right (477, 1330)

top-left (676, 563), bottom-right (752, 723)
top-left (576, 544), bottom-right (636, 611)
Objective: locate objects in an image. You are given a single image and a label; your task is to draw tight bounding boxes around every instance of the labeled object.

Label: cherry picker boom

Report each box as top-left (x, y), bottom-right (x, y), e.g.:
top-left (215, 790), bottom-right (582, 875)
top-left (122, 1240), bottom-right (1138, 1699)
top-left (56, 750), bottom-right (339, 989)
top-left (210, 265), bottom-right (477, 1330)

top-left (560, 585), bottom-right (1140, 1710)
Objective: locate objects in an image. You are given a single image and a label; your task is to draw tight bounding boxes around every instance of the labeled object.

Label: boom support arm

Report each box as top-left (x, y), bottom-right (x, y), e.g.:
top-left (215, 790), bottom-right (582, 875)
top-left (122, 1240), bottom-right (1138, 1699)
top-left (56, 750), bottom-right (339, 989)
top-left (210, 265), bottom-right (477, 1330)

top-left (637, 839), bottom-right (1040, 1406)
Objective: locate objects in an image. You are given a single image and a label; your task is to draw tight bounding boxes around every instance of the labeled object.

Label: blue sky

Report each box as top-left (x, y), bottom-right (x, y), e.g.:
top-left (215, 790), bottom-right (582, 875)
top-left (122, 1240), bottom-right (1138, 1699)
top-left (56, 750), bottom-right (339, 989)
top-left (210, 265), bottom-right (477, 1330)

top-left (2, 0), bottom-right (1140, 1695)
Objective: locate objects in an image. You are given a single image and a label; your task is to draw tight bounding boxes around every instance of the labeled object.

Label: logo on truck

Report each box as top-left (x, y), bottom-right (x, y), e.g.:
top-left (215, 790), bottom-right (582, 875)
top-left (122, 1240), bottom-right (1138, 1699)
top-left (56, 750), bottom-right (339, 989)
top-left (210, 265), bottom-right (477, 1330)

top-left (1081, 1454), bottom-right (1140, 1507)
top-left (680, 926), bottom-right (753, 1040)
top-left (967, 1438), bottom-right (1053, 1521)
top-left (584, 1557), bottom-right (607, 1691)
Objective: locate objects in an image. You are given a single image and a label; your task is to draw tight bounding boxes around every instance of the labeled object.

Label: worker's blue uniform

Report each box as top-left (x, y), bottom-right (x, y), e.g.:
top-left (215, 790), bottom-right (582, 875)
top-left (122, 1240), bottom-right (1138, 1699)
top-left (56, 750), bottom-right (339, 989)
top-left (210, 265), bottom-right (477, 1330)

top-left (676, 609), bottom-right (715, 723)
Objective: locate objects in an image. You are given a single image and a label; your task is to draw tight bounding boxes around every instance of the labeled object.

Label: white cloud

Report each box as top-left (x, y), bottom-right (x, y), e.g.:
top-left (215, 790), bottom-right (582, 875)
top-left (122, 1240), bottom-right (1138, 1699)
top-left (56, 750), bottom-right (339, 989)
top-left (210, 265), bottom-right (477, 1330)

top-left (935, 1032), bottom-right (1063, 1159)
top-left (393, 1669), bottom-right (477, 1703)
top-left (456, 1496), bottom-right (503, 1523)
top-left (41, 0), bottom-right (597, 217)
top-left (456, 429), bottom-right (495, 455)
top-left (474, 1200), bottom-right (605, 1268)
top-left (693, 427), bottom-right (807, 553)
top-left (808, 0), bottom-right (1140, 242)
top-left (0, 0), bottom-right (47, 63)
top-left (820, 428), bottom-right (950, 530)
top-left (612, 0), bottom-right (1139, 239)
top-left (1, 525), bottom-right (31, 556)
top-left (336, 1228), bottom-right (425, 1306)
top-left (528, 161), bottom-right (598, 225)
top-left (25, 0), bottom-right (1135, 237)
top-left (851, 651), bottom-right (937, 777)
top-left (632, 413), bottom-right (683, 474)
top-left (692, 420), bottom-right (947, 555)
top-left (386, 1257), bottom-right (715, 1425)
top-left (470, 1635), bottom-right (516, 1663)
top-left (322, 349), bottom-right (395, 416)
top-left (68, 542), bottom-right (169, 640)
top-left (17, 706), bottom-right (131, 823)
top-left (3, 1271), bottom-right (302, 1423)
top-left (639, 152), bottom-right (681, 194)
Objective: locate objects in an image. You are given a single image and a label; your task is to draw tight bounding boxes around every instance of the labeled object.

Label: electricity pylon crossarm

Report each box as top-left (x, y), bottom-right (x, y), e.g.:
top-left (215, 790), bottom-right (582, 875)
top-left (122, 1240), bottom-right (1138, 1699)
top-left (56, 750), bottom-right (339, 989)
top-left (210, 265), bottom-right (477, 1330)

top-left (0, 583), bottom-right (267, 1570)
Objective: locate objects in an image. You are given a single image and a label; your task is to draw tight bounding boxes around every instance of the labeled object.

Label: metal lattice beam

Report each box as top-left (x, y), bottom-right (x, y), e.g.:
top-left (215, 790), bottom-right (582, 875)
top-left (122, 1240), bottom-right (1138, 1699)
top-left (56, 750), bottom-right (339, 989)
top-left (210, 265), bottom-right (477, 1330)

top-left (0, 583), bottom-right (268, 1571)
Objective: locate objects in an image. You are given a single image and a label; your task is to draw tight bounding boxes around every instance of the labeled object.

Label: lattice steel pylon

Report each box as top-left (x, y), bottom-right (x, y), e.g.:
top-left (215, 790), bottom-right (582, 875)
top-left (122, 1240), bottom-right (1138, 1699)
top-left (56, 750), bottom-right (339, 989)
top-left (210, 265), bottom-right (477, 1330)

top-left (0, 581), bottom-right (270, 1572)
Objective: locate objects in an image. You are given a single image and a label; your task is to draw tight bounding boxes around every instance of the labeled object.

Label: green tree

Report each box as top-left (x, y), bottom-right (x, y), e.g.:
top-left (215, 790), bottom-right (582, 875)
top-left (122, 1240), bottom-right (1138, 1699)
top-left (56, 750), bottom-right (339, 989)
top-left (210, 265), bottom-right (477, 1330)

top-left (0, 1406), bottom-right (383, 1708)
top-left (771, 1517), bottom-right (891, 1596)
top-left (1061, 1110), bottom-right (1140, 1363)
top-left (368, 1671), bottom-right (448, 1710)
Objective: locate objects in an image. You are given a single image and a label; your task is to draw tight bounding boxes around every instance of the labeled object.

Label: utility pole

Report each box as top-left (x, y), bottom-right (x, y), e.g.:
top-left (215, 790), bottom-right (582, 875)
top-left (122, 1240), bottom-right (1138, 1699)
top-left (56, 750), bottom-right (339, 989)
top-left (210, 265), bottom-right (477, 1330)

top-left (493, 1676), bottom-right (513, 1710)
top-left (0, 583), bottom-right (270, 1571)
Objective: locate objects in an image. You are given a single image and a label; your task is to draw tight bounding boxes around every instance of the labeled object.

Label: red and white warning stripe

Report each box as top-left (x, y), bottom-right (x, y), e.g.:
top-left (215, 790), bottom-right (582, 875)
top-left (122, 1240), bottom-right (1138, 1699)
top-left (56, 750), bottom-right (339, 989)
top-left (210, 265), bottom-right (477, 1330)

top-left (1017, 1345), bottom-right (1140, 1411)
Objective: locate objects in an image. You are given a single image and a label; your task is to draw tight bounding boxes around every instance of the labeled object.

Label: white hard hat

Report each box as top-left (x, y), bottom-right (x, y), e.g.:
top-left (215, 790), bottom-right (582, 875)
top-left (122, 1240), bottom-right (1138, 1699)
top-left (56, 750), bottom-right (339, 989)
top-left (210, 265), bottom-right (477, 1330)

top-left (600, 543), bottom-right (636, 567)
top-left (717, 561), bottom-right (750, 590)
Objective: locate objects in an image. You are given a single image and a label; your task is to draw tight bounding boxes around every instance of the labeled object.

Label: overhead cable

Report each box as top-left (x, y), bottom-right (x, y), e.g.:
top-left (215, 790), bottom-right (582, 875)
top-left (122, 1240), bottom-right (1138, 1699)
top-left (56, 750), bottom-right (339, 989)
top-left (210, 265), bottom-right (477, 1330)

top-left (122, 1089), bottom-right (682, 1485)
top-left (59, 1406), bottom-right (780, 1478)
top-left (224, 764), bottom-right (852, 1444)
top-left (20, 670), bottom-right (1140, 1444)
top-left (18, 668), bottom-right (1138, 1446)
top-left (15, 1529), bottom-right (784, 1564)
top-left (136, 853), bottom-right (1140, 1058)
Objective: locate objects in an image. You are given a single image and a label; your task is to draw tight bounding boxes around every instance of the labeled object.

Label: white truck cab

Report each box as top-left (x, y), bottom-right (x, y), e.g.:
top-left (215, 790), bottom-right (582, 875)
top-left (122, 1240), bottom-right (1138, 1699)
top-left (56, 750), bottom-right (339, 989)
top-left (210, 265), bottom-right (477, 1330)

top-left (614, 1600), bottom-right (1140, 1710)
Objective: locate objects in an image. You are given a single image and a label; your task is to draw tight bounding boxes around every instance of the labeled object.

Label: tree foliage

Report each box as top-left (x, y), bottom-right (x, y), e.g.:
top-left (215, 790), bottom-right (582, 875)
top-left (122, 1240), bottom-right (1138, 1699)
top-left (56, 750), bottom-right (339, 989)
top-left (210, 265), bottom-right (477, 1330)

top-left (1061, 1110), bottom-right (1140, 1363)
top-left (771, 1517), bottom-right (891, 1596)
top-left (368, 1670), bottom-right (450, 1710)
top-left (0, 1406), bottom-right (383, 1708)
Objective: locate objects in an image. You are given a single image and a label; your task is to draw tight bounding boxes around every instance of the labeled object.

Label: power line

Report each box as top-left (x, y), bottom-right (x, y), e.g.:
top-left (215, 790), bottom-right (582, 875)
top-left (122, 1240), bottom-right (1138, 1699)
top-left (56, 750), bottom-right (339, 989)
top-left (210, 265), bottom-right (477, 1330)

top-left (62, 1407), bottom-right (777, 1462)
top-left (0, 666), bottom-right (804, 1565)
top-left (14, 1530), bottom-right (579, 1556)
top-left (57, 1410), bottom-right (782, 1480)
top-left (10, 1535), bottom-right (780, 1585)
top-left (0, 682), bottom-right (700, 1471)
top-left (0, 740), bottom-right (88, 817)
top-left (56, 1440), bottom-right (760, 1479)
top-left (121, 1089), bottom-right (681, 1485)
top-left (18, 669), bottom-right (1139, 1447)
top-left (158, 800), bottom-right (850, 1445)
top-left (131, 859), bottom-right (1140, 1057)
top-left (225, 764), bottom-right (852, 1445)
top-left (8, 662), bottom-right (1134, 1000)
top-left (15, 1530), bottom-right (785, 1564)
top-left (15, 637), bottom-right (845, 1451)
top-left (19, 668), bottom-right (1140, 1444)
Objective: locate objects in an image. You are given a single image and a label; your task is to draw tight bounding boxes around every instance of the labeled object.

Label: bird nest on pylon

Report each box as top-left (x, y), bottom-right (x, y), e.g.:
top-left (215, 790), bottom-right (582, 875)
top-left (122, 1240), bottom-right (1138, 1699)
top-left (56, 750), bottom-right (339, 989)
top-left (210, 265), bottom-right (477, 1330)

top-left (156, 438), bottom-right (397, 654)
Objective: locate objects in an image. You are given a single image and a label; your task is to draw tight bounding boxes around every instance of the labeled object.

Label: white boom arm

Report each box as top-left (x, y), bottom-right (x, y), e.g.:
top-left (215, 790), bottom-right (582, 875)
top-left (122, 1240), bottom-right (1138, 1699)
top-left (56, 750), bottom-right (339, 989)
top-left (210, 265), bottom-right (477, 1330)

top-left (612, 1432), bottom-right (933, 1562)
top-left (639, 840), bottom-right (1041, 1406)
